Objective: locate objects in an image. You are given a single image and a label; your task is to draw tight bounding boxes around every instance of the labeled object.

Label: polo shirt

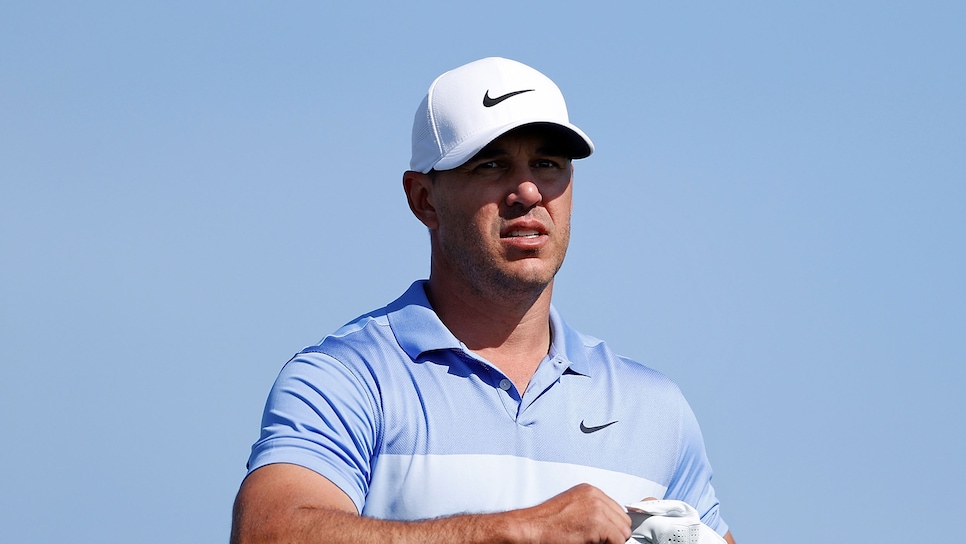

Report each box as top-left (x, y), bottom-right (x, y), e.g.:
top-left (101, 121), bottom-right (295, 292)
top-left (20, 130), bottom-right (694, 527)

top-left (247, 280), bottom-right (728, 535)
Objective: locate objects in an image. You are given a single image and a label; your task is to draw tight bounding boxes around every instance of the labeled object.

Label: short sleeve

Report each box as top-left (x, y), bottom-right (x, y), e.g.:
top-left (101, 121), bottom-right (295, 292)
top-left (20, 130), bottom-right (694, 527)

top-left (246, 349), bottom-right (380, 513)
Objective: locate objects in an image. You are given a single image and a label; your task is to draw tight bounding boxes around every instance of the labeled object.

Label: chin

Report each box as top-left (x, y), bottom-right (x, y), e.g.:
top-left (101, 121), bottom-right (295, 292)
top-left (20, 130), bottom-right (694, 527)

top-left (493, 261), bottom-right (562, 294)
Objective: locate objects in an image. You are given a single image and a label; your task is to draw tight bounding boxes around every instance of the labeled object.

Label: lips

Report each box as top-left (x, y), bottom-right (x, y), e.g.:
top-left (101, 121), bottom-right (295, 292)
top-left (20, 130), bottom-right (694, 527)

top-left (500, 220), bottom-right (548, 239)
top-left (500, 220), bottom-right (549, 249)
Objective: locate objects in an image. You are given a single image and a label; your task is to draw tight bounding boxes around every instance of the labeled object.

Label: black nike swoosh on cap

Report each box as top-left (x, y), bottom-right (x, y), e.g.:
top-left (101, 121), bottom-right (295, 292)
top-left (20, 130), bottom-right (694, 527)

top-left (579, 420), bottom-right (619, 434)
top-left (482, 89), bottom-right (535, 107)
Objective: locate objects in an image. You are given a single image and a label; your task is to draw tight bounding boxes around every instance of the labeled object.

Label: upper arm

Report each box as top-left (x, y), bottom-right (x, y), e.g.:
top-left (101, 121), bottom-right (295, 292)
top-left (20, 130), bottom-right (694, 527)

top-left (231, 463), bottom-right (358, 543)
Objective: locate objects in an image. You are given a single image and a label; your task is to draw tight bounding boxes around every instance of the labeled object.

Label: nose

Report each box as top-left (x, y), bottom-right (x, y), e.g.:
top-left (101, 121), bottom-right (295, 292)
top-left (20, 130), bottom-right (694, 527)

top-left (506, 179), bottom-right (542, 209)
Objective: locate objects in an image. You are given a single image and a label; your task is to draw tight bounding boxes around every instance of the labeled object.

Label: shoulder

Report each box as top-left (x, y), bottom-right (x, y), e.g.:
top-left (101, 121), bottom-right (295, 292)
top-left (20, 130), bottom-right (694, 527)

top-left (561, 322), bottom-right (685, 399)
top-left (306, 280), bottom-right (458, 365)
top-left (312, 308), bottom-right (395, 357)
top-left (287, 280), bottom-right (451, 386)
top-left (614, 352), bottom-right (684, 398)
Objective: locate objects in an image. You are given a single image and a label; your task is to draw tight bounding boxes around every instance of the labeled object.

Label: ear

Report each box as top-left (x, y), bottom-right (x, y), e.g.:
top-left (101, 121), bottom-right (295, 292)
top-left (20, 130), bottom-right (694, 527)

top-left (402, 170), bottom-right (439, 229)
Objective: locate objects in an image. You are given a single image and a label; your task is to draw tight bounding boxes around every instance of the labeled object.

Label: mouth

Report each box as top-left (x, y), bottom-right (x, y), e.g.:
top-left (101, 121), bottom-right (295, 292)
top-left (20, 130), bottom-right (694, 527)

top-left (499, 222), bottom-right (550, 251)
top-left (500, 218), bottom-right (549, 238)
top-left (502, 229), bottom-right (543, 239)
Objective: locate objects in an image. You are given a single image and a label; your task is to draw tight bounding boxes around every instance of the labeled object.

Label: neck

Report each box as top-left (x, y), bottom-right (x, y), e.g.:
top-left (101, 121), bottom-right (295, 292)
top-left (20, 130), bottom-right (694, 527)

top-left (425, 273), bottom-right (554, 392)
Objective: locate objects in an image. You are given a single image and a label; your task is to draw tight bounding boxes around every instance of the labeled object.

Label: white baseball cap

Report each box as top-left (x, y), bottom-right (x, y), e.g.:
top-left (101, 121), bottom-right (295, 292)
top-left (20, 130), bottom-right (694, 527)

top-left (410, 57), bottom-right (594, 173)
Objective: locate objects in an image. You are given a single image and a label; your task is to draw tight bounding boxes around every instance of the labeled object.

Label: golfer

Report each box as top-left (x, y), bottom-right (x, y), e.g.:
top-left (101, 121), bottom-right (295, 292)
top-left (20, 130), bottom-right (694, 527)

top-left (231, 57), bottom-right (735, 544)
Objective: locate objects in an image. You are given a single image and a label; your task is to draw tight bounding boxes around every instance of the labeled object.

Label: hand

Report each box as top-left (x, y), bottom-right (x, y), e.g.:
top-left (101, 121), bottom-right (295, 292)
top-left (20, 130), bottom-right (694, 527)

top-left (508, 483), bottom-right (632, 544)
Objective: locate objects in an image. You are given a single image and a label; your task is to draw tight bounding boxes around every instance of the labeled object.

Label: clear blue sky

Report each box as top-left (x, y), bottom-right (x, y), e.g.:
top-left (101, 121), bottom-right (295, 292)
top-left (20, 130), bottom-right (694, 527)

top-left (2, 2), bottom-right (963, 542)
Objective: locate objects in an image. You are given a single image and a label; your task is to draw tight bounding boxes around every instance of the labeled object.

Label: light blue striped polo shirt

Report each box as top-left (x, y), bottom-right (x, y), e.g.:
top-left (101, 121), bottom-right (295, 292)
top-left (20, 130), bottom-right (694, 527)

top-left (247, 280), bottom-right (728, 535)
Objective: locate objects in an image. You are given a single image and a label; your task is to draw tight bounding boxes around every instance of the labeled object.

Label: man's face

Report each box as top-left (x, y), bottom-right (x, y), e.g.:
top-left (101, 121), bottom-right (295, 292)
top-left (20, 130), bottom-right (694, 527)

top-left (428, 126), bottom-right (574, 300)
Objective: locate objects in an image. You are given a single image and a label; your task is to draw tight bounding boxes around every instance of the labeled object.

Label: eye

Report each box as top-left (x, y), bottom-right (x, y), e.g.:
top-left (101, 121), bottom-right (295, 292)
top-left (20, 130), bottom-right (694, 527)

top-left (534, 158), bottom-right (566, 169)
top-left (470, 160), bottom-right (504, 173)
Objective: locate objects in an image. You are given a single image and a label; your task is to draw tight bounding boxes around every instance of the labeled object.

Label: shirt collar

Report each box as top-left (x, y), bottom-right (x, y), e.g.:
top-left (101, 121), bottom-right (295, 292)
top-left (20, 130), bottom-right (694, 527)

top-left (387, 280), bottom-right (592, 377)
top-left (386, 281), bottom-right (462, 359)
top-left (548, 304), bottom-right (591, 377)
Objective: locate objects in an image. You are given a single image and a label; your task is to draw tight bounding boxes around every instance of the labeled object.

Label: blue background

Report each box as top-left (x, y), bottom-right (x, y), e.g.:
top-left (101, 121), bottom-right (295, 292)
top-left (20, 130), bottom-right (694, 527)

top-left (2, 2), bottom-right (963, 542)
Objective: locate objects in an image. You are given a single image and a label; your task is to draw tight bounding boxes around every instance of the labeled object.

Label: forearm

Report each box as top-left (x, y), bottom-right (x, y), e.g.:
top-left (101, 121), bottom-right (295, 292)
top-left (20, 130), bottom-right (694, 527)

top-left (232, 505), bottom-right (524, 544)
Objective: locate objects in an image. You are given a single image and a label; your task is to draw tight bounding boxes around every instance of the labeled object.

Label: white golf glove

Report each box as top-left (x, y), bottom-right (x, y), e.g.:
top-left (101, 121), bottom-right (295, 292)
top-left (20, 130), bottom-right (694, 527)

top-left (625, 499), bottom-right (726, 544)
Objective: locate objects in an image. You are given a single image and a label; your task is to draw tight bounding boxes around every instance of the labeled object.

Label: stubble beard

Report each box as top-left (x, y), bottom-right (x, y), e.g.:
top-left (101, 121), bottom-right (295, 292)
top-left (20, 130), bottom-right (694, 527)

top-left (437, 222), bottom-right (570, 306)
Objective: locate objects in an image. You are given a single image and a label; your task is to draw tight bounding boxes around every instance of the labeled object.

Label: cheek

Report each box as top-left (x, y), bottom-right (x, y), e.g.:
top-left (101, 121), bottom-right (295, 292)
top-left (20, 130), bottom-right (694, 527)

top-left (436, 200), bottom-right (493, 242)
top-left (467, 208), bottom-right (502, 242)
top-left (541, 172), bottom-right (572, 202)
top-left (547, 188), bottom-right (573, 226)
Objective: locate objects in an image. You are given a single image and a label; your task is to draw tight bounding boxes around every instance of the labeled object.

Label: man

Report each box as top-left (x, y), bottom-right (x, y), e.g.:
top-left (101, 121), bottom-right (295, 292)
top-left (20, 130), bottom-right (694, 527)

top-left (231, 57), bottom-right (735, 544)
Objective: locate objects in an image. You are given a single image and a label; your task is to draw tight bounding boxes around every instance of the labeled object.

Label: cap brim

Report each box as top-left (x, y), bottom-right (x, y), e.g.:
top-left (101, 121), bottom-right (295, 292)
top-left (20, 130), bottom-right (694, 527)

top-left (432, 120), bottom-right (594, 172)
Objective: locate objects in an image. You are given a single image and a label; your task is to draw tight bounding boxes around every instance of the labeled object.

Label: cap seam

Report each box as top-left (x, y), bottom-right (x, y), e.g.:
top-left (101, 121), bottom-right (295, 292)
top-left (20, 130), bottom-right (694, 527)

top-left (425, 75), bottom-right (445, 170)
